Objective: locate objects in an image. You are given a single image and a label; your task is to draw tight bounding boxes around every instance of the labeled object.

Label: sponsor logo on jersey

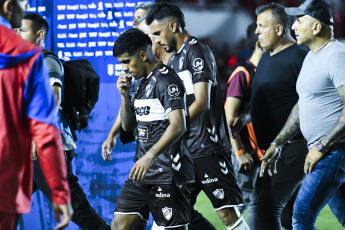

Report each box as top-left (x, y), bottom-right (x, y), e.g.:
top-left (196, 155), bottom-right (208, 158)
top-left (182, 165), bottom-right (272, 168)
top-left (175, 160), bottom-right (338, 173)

top-left (135, 106), bottom-right (150, 116)
top-left (145, 84), bottom-right (153, 97)
top-left (192, 58), bottom-right (204, 72)
top-left (202, 175), bottom-right (219, 184)
top-left (137, 126), bottom-right (148, 141)
top-left (179, 57), bottom-right (184, 70)
top-left (213, 189), bottom-right (225, 199)
top-left (168, 84), bottom-right (180, 97)
top-left (162, 207), bottom-right (172, 220)
top-left (219, 161), bottom-right (228, 174)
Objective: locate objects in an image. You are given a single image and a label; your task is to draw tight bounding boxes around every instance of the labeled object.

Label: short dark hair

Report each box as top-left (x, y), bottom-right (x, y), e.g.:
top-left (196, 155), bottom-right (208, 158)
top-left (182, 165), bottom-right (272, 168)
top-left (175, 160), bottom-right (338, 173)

top-left (246, 23), bottom-right (258, 52)
top-left (256, 3), bottom-right (291, 34)
top-left (113, 28), bottom-right (152, 57)
top-left (23, 13), bottom-right (49, 34)
top-left (135, 2), bottom-right (156, 12)
top-left (146, 3), bottom-right (186, 29)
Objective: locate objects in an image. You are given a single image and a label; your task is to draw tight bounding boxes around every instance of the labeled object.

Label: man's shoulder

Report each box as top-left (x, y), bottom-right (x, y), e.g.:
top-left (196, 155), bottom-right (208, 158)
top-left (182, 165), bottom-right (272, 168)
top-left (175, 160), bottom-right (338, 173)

top-left (289, 43), bottom-right (309, 56)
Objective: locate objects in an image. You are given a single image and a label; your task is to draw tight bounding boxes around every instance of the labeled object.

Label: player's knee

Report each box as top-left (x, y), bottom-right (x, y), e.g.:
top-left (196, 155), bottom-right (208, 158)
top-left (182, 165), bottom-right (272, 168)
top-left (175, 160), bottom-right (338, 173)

top-left (216, 208), bottom-right (239, 226)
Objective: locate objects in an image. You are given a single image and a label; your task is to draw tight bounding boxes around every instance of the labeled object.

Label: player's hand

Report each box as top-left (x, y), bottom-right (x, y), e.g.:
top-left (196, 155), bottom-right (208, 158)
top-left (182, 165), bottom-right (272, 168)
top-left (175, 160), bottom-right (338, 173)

top-left (228, 117), bottom-right (245, 138)
top-left (101, 136), bottom-right (115, 161)
top-left (116, 73), bottom-right (132, 97)
top-left (260, 145), bottom-right (281, 177)
top-left (32, 141), bottom-right (38, 160)
top-left (129, 149), bottom-right (155, 181)
top-left (235, 152), bottom-right (254, 172)
top-left (304, 147), bottom-right (324, 174)
top-left (52, 202), bottom-right (73, 230)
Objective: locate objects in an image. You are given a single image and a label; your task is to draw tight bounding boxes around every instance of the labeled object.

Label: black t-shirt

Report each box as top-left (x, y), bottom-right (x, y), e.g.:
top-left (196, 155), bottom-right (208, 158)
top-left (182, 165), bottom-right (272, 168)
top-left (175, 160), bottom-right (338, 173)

top-left (168, 36), bottom-right (231, 158)
top-left (250, 44), bottom-right (308, 150)
top-left (132, 63), bottom-right (194, 185)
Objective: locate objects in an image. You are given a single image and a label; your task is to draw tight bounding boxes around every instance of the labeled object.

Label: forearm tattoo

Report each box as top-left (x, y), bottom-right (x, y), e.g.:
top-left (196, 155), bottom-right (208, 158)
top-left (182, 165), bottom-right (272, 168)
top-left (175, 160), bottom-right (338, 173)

top-left (274, 104), bottom-right (301, 146)
top-left (322, 85), bottom-right (345, 149)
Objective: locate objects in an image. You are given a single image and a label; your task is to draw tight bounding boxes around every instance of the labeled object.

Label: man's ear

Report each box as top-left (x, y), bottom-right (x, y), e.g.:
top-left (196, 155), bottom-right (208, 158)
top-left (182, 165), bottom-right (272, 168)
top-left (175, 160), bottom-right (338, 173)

top-left (169, 21), bottom-right (178, 33)
top-left (2, 0), bottom-right (13, 15)
top-left (276, 24), bottom-right (284, 36)
top-left (36, 30), bottom-right (45, 44)
top-left (312, 22), bottom-right (322, 35)
top-left (140, 50), bottom-right (148, 62)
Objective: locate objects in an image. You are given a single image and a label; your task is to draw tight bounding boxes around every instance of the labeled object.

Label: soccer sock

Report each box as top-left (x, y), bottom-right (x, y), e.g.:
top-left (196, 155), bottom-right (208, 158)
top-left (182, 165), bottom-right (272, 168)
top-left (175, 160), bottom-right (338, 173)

top-left (226, 215), bottom-right (250, 230)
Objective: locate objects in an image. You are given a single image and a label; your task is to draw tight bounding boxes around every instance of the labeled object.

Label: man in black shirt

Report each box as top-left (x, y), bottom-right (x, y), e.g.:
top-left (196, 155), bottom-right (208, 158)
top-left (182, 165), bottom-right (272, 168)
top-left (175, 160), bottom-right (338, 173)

top-left (146, 4), bottom-right (249, 230)
top-left (111, 28), bottom-right (194, 230)
top-left (250, 3), bottom-right (308, 229)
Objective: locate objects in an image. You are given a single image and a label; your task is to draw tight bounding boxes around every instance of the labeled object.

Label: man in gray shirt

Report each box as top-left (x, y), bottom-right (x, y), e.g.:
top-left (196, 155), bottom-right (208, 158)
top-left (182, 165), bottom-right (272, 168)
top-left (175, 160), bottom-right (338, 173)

top-left (260, 0), bottom-right (345, 229)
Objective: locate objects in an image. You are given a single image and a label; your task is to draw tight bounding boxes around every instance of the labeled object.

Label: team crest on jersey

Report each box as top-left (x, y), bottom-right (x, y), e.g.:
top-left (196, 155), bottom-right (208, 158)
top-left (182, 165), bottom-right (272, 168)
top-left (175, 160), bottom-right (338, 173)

top-left (179, 57), bottom-right (184, 70)
top-left (145, 84), bottom-right (153, 97)
top-left (168, 84), bottom-right (180, 97)
top-left (162, 207), bottom-right (172, 220)
top-left (213, 189), bottom-right (224, 200)
top-left (193, 58), bottom-right (204, 72)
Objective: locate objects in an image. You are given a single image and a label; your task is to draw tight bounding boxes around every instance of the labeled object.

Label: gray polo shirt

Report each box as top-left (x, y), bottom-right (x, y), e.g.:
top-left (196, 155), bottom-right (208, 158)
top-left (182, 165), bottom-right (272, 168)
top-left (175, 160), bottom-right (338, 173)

top-left (297, 40), bottom-right (345, 149)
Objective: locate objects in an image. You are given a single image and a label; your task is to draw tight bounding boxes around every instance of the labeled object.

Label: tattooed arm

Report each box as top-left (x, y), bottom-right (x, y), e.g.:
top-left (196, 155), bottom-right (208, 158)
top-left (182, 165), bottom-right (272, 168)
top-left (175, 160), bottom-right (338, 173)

top-left (260, 103), bottom-right (300, 177)
top-left (304, 84), bottom-right (345, 174)
top-left (129, 109), bottom-right (186, 181)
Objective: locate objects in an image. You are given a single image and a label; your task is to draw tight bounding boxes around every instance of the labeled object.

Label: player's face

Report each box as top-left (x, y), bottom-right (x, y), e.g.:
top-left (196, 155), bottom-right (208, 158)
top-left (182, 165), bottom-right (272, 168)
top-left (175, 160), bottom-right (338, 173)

top-left (149, 19), bottom-right (176, 53)
top-left (139, 20), bottom-right (165, 60)
top-left (10, 0), bottom-right (29, 28)
top-left (15, 19), bottom-right (37, 44)
top-left (291, 15), bottom-right (315, 46)
top-left (255, 10), bottom-right (280, 51)
top-left (117, 52), bottom-right (146, 79)
top-left (133, 9), bottom-right (148, 28)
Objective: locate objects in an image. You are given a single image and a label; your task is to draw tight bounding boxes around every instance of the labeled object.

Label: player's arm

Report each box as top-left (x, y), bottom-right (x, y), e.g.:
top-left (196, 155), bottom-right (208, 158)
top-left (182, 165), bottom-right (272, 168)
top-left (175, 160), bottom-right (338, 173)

top-left (129, 108), bottom-right (186, 181)
top-left (260, 103), bottom-right (300, 176)
top-left (189, 82), bottom-right (211, 122)
top-left (225, 97), bottom-right (253, 171)
top-left (117, 73), bottom-right (136, 132)
top-left (45, 55), bottom-right (63, 113)
top-left (102, 109), bottom-right (121, 161)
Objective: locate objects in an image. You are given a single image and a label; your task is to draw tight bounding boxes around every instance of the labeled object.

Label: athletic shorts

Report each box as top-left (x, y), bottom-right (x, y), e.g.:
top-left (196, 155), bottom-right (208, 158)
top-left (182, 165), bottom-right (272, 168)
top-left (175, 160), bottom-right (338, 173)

top-left (190, 152), bottom-right (243, 210)
top-left (115, 179), bottom-right (191, 228)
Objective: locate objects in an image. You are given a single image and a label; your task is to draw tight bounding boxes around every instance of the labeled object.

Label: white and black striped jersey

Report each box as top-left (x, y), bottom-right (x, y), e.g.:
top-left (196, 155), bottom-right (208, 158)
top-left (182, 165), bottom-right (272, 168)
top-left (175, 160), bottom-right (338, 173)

top-left (131, 63), bottom-right (194, 185)
top-left (168, 36), bottom-right (232, 158)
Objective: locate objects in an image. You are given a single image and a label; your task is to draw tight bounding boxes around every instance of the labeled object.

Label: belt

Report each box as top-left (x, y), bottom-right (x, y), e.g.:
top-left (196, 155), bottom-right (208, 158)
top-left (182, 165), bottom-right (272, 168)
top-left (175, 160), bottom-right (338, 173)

top-left (287, 138), bottom-right (305, 144)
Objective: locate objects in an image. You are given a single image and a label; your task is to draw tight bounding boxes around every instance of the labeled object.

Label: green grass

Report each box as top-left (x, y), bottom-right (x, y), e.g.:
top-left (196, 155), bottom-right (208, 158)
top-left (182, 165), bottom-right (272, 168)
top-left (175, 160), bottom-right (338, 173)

top-left (194, 192), bottom-right (344, 230)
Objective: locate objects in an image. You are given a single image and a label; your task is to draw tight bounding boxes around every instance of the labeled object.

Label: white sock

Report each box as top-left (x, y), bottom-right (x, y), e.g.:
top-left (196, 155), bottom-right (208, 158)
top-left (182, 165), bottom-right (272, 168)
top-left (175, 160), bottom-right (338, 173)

top-left (151, 221), bottom-right (165, 230)
top-left (227, 216), bottom-right (250, 230)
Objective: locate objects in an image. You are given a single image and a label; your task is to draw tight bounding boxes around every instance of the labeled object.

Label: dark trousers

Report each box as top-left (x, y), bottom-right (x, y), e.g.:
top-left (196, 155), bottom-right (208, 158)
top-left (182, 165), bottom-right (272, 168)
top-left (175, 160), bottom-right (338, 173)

top-left (255, 142), bottom-right (307, 230)
top-left (16, 150), bottom-right (110, 230)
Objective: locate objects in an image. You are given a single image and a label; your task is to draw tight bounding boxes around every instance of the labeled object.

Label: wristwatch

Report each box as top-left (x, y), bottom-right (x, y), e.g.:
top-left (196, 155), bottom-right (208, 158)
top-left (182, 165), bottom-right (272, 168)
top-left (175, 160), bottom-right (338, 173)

top-left (315, 142), bottom-right (328, 154)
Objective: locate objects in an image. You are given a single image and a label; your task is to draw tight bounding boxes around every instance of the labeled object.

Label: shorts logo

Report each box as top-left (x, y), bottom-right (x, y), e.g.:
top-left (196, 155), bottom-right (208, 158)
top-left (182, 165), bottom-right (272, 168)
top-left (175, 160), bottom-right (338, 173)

top-left (213, 189), bottom-right (225, 200)
top-left (168, 84), bottom-right (180, 97)
top-left (202, 173), bottom-right (219, 184)
top-left (179, 57), bottom-right (184, 70)
top-left (219, 161), bottom-right (228, 174)
top-left (145, 84), bottom-right (153, 97)
top-left (192, 58), bottom-right (204, 72)
top-left (162, 207), bottom-right (172, 220)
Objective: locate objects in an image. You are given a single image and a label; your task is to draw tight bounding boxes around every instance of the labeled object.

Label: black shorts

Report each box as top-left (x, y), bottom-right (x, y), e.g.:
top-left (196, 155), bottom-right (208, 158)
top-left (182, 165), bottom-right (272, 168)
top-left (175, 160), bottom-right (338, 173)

top-left (191, 152), bottom-right (243, 210)
top-left (115, 180), bottom-right (191, 228)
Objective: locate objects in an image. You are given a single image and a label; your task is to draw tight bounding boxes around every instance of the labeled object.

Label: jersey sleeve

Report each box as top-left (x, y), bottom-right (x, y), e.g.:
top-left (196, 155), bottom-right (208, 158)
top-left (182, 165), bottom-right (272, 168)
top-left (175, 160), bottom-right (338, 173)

top-left (187, 45), bottom-right (216, 85)
top-left (226, 71), bottom-right (247, 98)
top-left (329, 50), bottom-right (345, 88)
top-left (23, 54), bottom-right (70, 205)
top-left (156, 72), bottom-right (186, 114)
top-left (45, 55), bottom-right (63, 87)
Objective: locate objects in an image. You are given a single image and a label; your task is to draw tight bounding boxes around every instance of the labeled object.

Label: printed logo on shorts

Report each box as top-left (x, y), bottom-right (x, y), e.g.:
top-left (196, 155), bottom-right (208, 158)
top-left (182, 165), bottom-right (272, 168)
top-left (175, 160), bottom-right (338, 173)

top-left (213, 189), bottom-right (225, 200)
top-left (162, 207), bottom-right (172, 220)
top-left (156, 187), bottom-right (171, 198)
top-left (202, 173), bottom-right (218, 184)
top-left (219, 161), bottom-right (228, 174)
top-left (145, 84), bottom-right (153, 97)
top-left (192, 58), bottom-right (204, 72)
top-left (179, 57), bottom-right (184, 70)
top-left (168, 84), bottom-right (180, 97)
